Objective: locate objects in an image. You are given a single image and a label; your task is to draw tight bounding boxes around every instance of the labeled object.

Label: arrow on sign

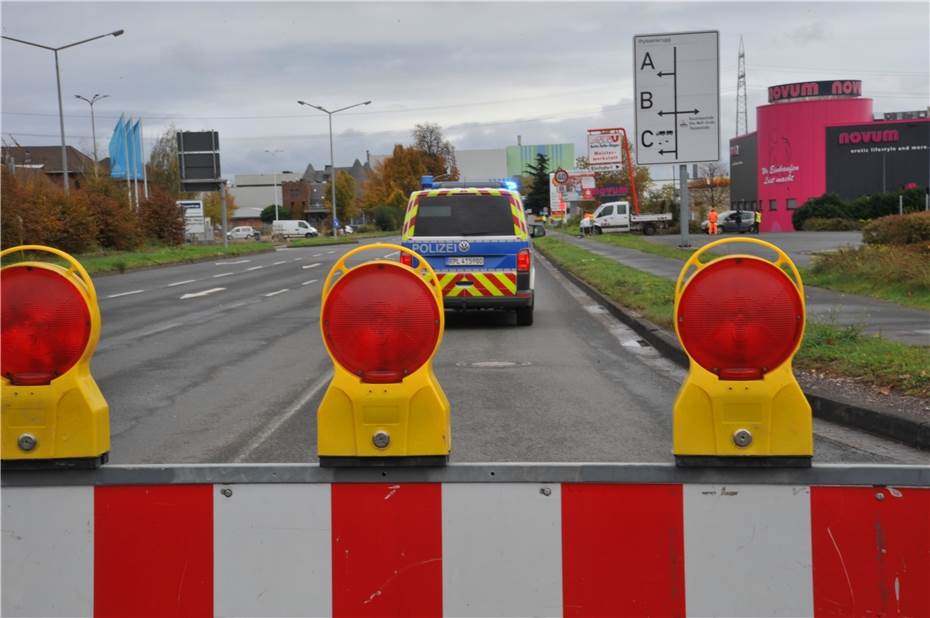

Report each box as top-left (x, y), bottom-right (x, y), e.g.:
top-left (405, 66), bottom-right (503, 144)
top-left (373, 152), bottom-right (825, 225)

top-left (658, 109), bottom-right (700, 117)
top-left (657, 71), bottom-right (675, 77)
top-left (180, 287), bottom-right (226, 300)
top-left (658, 149), bottom-right (678, 155)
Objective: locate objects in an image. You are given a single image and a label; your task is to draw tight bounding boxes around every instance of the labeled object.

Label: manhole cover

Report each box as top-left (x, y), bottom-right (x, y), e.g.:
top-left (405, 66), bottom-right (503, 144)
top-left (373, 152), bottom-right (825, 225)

top-left (455, 361), bottom-right (532, 368)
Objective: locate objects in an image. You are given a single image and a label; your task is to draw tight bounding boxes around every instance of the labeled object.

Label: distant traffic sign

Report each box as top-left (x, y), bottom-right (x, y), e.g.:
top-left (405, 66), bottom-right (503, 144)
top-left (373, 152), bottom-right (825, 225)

top-left (553, 168), bottom-right (569, 184)
top-left (633, 31), bottom-right (719, 165)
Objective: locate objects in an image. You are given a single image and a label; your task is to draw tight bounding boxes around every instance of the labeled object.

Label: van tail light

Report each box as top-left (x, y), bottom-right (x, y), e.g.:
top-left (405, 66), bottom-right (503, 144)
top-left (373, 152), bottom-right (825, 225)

top-left (400, 253), bottom-right (413, 267)
top-left (517, 249), bottom-right (531, 272)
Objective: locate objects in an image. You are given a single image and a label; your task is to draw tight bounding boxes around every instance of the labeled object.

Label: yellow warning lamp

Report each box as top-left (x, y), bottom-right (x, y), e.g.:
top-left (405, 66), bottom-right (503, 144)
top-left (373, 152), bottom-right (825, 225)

top-left (672, 237), bottom-right (812, 467)
top-left (317, 243), bottom-right (450, 467)
top-left (1, 245), bottom-right (110, 468)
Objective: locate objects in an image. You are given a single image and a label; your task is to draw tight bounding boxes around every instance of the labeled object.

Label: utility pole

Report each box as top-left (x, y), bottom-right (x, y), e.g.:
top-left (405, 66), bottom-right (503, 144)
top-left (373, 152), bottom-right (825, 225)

top-left (74, 94), bottom-right (109, 175)
top-left (735, 35), bottom-right (748, 136)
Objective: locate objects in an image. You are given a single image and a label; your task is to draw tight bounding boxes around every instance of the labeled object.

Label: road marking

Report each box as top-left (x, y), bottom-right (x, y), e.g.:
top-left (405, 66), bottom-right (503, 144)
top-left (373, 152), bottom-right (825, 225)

top-left (213, 272), bottom-right (234, 278)
top-left (106, 290), bottom-right (144, 299)
top-left (273, 260), bottom-right (287, 265)
top-left (264, 288), bottom-right (289, 297)
top-left (326, 250), bottom-right (335, 254)
top-left (246, 265), bottom-right (264, 271)
top-left (312, 253), bottom-right (323, 257)
top-left (293, 257), bottom-right (304, 261)
top-left (137, 322), bottom-right (184, 338)
top-left (180, 287), bottom-right (226, 300)
top-left (233, 373), bottom-right (332, 462)
top-left (383, 251), bottom-right (399, 258)
top-left (216, 259), bottom-right (250, 266)
top-left (302, 263), bottom-right (321, 270)
top-left (167, 279), bottom-right (197, 287)
top-left (301, 279), bottom-right (318, 286)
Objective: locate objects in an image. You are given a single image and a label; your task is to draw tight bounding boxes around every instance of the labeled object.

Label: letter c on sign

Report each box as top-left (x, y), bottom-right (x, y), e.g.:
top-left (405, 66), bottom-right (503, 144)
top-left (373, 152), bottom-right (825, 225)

top-left (641, 130), bottom-right (654, 148)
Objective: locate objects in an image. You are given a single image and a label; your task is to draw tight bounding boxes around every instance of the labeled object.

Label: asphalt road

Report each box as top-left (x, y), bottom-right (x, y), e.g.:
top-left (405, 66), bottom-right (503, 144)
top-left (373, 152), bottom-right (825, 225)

top-left (90, 239), bottom-right (926, 465)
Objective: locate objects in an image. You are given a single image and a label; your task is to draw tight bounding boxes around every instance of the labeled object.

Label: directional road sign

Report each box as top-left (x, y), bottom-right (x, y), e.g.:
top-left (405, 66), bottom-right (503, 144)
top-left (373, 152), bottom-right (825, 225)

top-left (633, 31), bottom-right (719, 165)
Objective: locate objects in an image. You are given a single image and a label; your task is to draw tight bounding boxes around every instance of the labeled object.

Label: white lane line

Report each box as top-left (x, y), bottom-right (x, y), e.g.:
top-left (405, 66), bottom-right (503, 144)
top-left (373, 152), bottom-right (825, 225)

top-left (264, 288), bottom-right (289, 297)
top-left (273, 260), bottom-right (287, 265)
top-left (326, 250), bottom-right (335, 254)
top-left (137, 322), bottom-right (184, 338)
top-left (302, 263), bottom-right (321, 270)
top-left (180, 287), bottom-right (226, 300)
top-left (106, 290), bottom-right (144, 299)
top-left (233, 373), bottom-right (332, 462)
top-left (301, 279), bottom-right (318, 286)
top-left (167, 279), bottom-right (197, 287)
top-left (213, 272), bottom-right (234, 278)
top-left (246, 265), bottom-right (264, 271)
top-left (216, 259), bottom-right (250, 266)
top-left (292, 257), bottom-right (304, 261)
top-left (383, 251), bottom-right (399, 258)
top-left (312, 253), bottom-right (323, 257)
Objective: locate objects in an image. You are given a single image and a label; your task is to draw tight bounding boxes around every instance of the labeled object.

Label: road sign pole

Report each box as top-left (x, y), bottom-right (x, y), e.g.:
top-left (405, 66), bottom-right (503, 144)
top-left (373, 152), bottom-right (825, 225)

top-left (220, 181), bottom-right (228, 248)
top-left (679, 164), bottom-right (690, 247)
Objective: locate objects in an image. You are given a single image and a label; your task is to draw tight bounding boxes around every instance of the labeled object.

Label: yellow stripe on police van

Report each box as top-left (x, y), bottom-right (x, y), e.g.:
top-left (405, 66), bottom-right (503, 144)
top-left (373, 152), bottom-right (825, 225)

top-left (494, 273), bottom-right (517, 294)
top-left (473, 273), bottom-right (504, 297)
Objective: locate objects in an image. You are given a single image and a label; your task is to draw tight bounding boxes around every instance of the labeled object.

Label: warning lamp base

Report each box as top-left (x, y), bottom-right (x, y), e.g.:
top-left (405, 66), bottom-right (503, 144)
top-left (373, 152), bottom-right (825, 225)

top-left (1, 452), bottom-right (109, 470)
top-left (319, 455), bottom-right (448, 468)
top-left (675, 455), bottom-right (812, 469)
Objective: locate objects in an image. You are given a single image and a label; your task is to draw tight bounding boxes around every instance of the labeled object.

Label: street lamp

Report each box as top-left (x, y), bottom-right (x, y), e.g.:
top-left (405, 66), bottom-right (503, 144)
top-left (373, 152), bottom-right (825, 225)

top-left (74, 93), bottom-right (109, 175)
top-left (264, 148), bottom-right (283, 221)
top-left (297, 99), bottom-right (371, 236)
top-left (2, 30), bottom-right (124, 193)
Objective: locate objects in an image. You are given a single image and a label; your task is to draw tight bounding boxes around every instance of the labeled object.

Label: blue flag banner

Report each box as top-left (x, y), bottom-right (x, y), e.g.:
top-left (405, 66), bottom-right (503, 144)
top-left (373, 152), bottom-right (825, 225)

top-left (108, 116), bottom-right (127, 179)
top-left (132, 120), bottom-right (144, 180)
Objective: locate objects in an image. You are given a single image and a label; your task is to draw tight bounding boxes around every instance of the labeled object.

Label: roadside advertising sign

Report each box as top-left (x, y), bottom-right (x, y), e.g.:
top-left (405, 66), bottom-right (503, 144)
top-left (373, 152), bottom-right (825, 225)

top-left (550, 169), bottom-right (596, 202)
top-left (178, 200), bottom-right (205, 235)
top-left (587, 128), bottom-right (624, 171)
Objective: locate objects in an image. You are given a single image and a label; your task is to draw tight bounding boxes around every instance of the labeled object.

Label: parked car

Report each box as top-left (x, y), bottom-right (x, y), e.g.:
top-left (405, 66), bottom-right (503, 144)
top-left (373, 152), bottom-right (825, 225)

top-left (701, 210), bottom-right (755, 234)
top-left (227, 225), bottom-right (261, 241)
top-left (272, 220), bottom-right (318, 239)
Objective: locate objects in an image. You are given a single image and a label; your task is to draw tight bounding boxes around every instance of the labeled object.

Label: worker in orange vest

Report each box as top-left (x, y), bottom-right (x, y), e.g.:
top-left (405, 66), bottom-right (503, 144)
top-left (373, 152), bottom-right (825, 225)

top-left (708, 208), bottom-right (719, 235)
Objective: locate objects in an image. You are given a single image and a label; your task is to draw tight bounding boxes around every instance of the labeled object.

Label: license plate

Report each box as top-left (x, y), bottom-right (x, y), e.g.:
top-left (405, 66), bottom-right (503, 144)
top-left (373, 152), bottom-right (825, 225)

top-left (447, 257), bottom-right (484, 266)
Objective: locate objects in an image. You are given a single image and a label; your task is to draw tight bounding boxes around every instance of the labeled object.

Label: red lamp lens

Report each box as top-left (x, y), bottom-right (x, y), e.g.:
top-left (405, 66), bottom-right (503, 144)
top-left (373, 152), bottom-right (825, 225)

top-left (400, 253), bottom-right (413, 267)
top-left (677, 258), bottom-right (803, 379)
top-left (517, 249), bottom-right (530, 272)
top-left (1, 266), bottom-right (91, 385)
top-left (322, 262), bottom-right (440, 383)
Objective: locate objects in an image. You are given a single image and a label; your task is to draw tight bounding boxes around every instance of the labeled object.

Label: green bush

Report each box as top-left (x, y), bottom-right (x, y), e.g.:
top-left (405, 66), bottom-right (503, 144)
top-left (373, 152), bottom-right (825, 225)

top-left (863, 211), bottom-right (930, 245)
top-left (372, 206), bottom-right (402, 231)
top-left (792, 194), bottom-right (846, 230)
top-left (800, 217), bottom-right (862, 231)
top-left (793, 188), bottom-right (925, 230)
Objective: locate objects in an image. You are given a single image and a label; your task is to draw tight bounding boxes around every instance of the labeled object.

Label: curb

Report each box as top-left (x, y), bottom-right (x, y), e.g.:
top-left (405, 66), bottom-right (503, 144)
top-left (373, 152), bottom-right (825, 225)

top-left (536, 246), bottom-right (930, 451)
top-left (85, 247), bottom-right (277, 278)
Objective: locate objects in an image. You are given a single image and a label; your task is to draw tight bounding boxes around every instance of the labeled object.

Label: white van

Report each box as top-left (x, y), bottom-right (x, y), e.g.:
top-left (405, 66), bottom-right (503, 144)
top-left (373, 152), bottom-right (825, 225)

top-left (272, 220), bottom-right (318, 239)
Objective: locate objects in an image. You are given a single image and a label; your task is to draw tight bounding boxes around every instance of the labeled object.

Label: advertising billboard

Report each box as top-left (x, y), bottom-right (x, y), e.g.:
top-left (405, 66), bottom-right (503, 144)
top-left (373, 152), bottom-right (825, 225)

top-left (587, 128), bottom-right (624, 171)
top-left (729, 132), bottom-right (758, 209)
top-left (825, 120), bottom-right (930, 199)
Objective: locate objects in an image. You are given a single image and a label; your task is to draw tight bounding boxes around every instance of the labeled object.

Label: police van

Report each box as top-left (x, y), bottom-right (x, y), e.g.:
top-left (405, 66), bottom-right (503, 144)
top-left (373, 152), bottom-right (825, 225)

top-left (401, 177), bottom-right (540, 326)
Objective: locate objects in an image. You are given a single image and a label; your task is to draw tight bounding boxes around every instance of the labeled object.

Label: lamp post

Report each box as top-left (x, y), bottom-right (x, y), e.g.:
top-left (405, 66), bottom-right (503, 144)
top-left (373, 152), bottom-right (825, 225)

top-left (297, 99), bottom-right (371, 236)
top-left (2, 30), bottom-right (124, 193)
top-left (74, 93), bottom-right (109, 176)
top-left (264, 148), bottom-right (283, 220)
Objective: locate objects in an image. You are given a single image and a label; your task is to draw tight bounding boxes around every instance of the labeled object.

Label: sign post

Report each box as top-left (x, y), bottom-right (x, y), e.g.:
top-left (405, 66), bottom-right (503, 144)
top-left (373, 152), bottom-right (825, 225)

top-left (634, 31), bottom-right (719, 246)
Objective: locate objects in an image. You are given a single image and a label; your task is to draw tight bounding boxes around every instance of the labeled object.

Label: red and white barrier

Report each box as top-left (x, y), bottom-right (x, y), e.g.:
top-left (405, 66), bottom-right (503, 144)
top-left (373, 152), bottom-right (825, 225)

top-left (3, 479), bottom-right (928, 617)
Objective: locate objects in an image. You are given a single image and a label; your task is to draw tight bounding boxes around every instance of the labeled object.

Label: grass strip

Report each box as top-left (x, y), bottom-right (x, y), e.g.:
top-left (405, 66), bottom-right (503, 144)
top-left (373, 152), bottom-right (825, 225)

top-left (553, 228), bottom-right (721, 261)
top-left (1, 243), bottom-right (275, 275)
top-left (536, 236), bottom-right (930, 397)
top-left (286, 230), bottom-right (398, 248)
top-left (801, 245), bottom-right (930, 311)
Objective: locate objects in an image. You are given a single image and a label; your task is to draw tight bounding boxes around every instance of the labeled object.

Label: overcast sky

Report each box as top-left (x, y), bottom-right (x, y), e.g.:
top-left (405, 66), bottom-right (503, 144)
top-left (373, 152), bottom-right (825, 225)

top-left (2, 1), bottom-right (928, 180)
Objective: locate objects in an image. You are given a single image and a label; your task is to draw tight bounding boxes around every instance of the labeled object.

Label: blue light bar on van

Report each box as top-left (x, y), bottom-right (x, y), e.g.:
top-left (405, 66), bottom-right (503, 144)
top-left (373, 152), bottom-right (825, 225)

top-left (421, 175), bottom-right (434, 189)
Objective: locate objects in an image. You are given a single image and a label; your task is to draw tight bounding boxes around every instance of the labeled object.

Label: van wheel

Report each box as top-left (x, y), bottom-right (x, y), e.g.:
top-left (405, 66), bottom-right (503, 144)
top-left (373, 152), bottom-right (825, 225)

top-left (516, 307), bottom-right (534, 326)
top-left (304, 233), bottom-right (313, 238)
top-left (643, 223), bottom-right (656, 236)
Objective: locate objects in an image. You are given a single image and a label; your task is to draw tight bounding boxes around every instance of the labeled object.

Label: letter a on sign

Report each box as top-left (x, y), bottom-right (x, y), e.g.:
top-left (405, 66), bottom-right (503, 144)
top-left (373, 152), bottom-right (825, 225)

top-left (640, 52), bottom-right (655, 70)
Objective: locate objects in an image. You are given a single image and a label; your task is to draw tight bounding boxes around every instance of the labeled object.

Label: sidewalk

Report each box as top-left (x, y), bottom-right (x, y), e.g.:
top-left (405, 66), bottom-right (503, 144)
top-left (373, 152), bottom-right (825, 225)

top-left (553, 232), bottom-right (930, 347)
